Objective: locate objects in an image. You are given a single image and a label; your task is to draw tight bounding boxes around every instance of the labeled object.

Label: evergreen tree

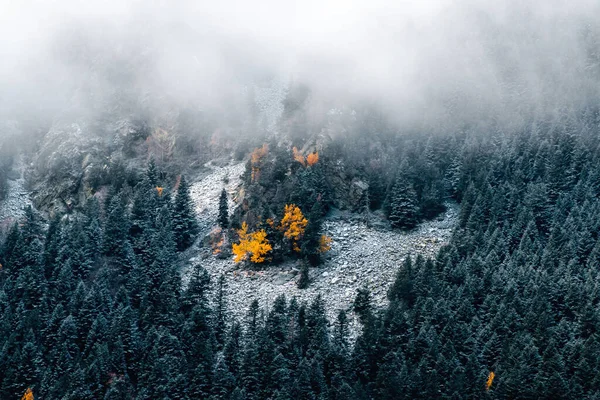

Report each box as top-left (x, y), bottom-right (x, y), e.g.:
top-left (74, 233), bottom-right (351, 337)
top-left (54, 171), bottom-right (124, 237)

top-left (388, 256), bottom-right (415, 306)
top-left (224, 322), bottom-right (243, 378)
top-left (146, 158), bottom-right (158, 186)
top-left (211, 357), bottom-right (235, 399)
top-left (218, 188), bottom-right (229, 229)
top-left (297, 262), bottom-right (310, 289)
top-left (214, 274), bottom-right (227, 348)
top-left (353, 287), bottom-right (372, 323)
top-left (102, 193), bottom-right (131, 257)
top-left (172, 175), bottom-right (199, 251)
top-left (301, 201), bottom-right (324, 267)
top-left (387, 172), bottom-right (418, 230)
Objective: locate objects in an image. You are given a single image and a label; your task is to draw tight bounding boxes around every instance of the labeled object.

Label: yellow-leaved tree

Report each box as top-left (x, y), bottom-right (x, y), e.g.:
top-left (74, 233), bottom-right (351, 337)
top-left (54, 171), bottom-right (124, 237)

top-left (232, 222), bottom-right (272, 263)
top-left (279, 204), bottom-right (308, 252)
top-left (22, 388), bottom-right (34, 400)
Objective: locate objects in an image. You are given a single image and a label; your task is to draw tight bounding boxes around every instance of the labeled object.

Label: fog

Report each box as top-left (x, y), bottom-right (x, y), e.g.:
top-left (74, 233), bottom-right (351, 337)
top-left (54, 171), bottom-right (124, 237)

top-left (1, 0), bottom-right (600, 134)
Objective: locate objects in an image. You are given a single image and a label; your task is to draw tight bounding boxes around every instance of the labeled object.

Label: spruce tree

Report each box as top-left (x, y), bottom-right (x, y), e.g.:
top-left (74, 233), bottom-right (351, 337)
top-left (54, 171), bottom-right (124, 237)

top-left (387, 173), bottom-right (418, 230)
top-left (172, 175), bottom-right (199, 251)
top-left (387, 256), bottom-right (414, 306)
top-left (297, 262), bottom-right (310, 289)
top-left (301, 201), bottom-right (324, 267)
top-left (146, 158), bottom-right (158, 186)
top-left (103, 193), bottom-right (131, 257)
top-left (1, 222), bottom-right (21, 271)
top-left (215, 274), bottom-right (227, 348)
top-left (218, 188), bottom-right (229, 229)
top-left (130, 178), bottom-right (156, 247)
top-left (212, 358), bottom-right (235, 399)
top-left (224, 322), bottom-right (243, 378)
top-left (43, 213), bottom-right (62, 277)
top-left (83, 199), bottom-right (102, 268)
top-left (353, 287), bottom-right (372, 324)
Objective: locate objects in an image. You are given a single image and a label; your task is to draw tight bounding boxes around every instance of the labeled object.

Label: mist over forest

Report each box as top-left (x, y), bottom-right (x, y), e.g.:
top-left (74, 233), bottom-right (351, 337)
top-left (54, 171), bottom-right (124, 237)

top-left (2, 0), bottom-right (600, 134)
top-left (1, 1), bottom-right (600, 399)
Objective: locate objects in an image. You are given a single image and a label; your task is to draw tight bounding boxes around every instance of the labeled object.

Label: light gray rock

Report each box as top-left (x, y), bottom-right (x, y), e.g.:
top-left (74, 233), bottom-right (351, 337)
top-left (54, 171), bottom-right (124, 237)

top-left (0, 156), bottom-right (33, 226)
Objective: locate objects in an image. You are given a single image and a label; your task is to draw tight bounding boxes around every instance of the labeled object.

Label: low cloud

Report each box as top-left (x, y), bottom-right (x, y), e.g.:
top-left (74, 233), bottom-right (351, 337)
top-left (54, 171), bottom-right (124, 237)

top-left (1, 0), bottom-right (599, 133)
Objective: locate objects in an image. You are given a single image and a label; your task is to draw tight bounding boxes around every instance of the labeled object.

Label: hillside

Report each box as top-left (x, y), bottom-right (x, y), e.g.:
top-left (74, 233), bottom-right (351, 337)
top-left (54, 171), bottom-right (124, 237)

top-left (185, 159), bottom-right (459, 335)
top-left (2, 1), bottom-right (600, 398)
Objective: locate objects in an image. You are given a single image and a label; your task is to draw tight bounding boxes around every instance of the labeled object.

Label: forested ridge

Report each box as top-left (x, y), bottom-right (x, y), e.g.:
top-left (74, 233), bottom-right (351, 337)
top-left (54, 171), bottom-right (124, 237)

top-left (2, 116), bottom-right (600, 399)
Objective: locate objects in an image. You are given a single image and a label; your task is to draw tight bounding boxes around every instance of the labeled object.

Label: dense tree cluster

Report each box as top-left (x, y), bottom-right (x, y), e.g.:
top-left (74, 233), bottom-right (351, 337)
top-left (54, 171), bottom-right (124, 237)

top-left (0, 161), bottom-right (200, 398)
top-left (238, 133), bottom-right (448, 243)
top-left (2, 116), bottom-right (600, 398)
top-left (230, 203), bottom-right (331, 274)
top-left (235, 134), bottom-right (448, 269)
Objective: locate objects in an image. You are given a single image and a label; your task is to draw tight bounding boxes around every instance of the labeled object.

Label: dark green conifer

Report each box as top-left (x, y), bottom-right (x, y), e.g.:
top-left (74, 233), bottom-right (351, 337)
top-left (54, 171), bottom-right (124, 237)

top-left (218, 188), bottom-right (229, 229)
top-left (387, 173), bottom-right (418, 230)
top-left (301, 201), bottom-right (324, 267)
top-left (297, 262), bottom-right (310, 289)
top-left (172, 175), bottom-right (198, 251)
top-left (215, 274), bottom-right (227, 348)
top-left (146, 158), bottom-right (158, 186)
top-left (102, 193), bottom-right (131, 257)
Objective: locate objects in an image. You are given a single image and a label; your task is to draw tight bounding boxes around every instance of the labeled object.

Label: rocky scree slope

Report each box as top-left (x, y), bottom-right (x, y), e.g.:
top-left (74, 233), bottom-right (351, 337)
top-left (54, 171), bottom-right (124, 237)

top-left (189, 161), bottom-right (246, 237)
top-left (185, 163), bottom-right (458, 335)
top-left (0, 156), bottom-right (32, 232)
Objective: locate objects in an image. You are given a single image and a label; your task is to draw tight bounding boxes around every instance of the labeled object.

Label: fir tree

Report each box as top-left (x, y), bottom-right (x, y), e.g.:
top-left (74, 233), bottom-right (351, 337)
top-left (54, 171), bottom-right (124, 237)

top-left (212, 357), bottom-right (235, 399)
top-left (301, 201), bottom-right (324, 267)
top-left (172, 175), bottom-right (199, 251)
top-left (215, 274), bottom-right (227, 348)
top-left (388, 256), bottom-right (415, 306)
top-left (102, 193), bottom-right (131, 257)
top-left (218, 188), bottom-right (229, 229)
top-left (146, 158), bottom-right (158, 186)
top-left (353, 287), bottom-right (372, 324)
top-left (297, 262), bottom-right (310, 289)
top-left (387, 173), bottom-right (418, 230)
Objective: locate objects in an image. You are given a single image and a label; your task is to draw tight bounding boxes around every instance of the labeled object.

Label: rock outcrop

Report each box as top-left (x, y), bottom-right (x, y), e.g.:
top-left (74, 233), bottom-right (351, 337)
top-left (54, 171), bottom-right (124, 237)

top-left (0, 156), bottom-right (32, 233)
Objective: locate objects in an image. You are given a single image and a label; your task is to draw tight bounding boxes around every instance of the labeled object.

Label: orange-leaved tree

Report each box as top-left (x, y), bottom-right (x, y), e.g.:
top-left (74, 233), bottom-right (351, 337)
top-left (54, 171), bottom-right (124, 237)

top-left (306, 151), bottom-right (319, 166)
top-left (486, 371), bottom-right (495, 391)
top-left (319, 235), bottom-right (332, 253)
top-left (293, 147), bottom-right (319, 167)
top-left (210, 226), bottom-right (226, 255)
top-left (279, 204), bottom-right (308, 252)
top-left (293, 147), bottom-right (306, 166)
top-left (250, 144), bottom-right (269, 182)
top-left (232, 222), bottom-right (272, 263)
top-left (22, 388), bottom-right (34, 400)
